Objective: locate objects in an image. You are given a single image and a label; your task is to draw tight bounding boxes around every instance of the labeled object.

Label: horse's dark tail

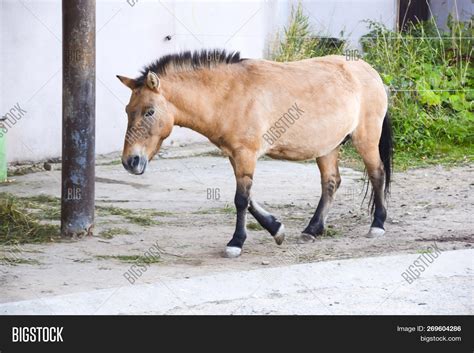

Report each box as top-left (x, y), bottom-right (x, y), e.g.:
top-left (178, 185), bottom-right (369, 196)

top-left (364, 111), bottom-right (394, 212)
top-left (379, 111), bottom-right (394, 197)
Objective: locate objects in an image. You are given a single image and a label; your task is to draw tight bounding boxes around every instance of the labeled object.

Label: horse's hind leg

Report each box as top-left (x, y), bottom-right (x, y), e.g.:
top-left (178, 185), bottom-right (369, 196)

top-left (299, 147), bottom-right (341, 243)
top-left (354, 143), bottom-right (387, 237)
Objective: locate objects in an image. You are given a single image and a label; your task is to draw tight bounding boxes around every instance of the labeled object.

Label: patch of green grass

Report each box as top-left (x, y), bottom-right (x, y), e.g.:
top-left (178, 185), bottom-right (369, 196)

top-left (247, 222), bottom-right (264, 231)
top-left (21, 194), bottom-right (60, 206)
top-left (0, 192), bottom-right (168, 244)
top-left (272, 203), bottom-right (298, 210)
top-left (221, 204), bottom-right (235, 214)
top-left (324, 226), bottom-right (341, 238)
top-left (192, 209), bottom-right (212, 215)
top-left (99, 227), bottom-right (132, 239)
top-left (0, 193), bottom-right (62, 222)
top-left (98, 159), bottom-right (122, 166)
top-left (96, 206), bottom-right (132, 217)
top-left (0, 256), bottom-right (41, 266)
top-left (339, 144), bottom-right (365, 171)
top-left (96, 199), bottom-right (130, 203)
top-left (340, 143), bottom-right (473, 171)
top-left (96, 206), bottom-right (163, 226)
top-left (95, 254), bottom-right (161, 264)
top-left (127, 215), bottom-right (162, 226)
top-left (192, 204), bottom-right (236, 215)
top-left (416, 248), bottom-right (436, 254)
top-left (153, 211), bottom-right (174, 217)
top-left (0, 193), bottom-right (60, 245)
top-left (393, 144), bottom-right (473, 170)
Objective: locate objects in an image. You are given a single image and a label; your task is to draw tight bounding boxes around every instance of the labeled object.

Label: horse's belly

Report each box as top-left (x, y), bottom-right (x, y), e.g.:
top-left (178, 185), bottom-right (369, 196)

top-left (265, 138), bottom-right (340, 160)
top-left (265, 147), bottom-right (319, 161)
top-left (262, 113), bottom-right (355, 160)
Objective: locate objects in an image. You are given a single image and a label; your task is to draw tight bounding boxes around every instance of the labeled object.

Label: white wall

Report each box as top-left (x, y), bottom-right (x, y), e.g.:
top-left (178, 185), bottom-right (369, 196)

top-left (430, 0), bottom-right (472, 31)
top-left (301, 0), bottom-right (398, 47)
top-left (1, 0), bottom-right (397, 163)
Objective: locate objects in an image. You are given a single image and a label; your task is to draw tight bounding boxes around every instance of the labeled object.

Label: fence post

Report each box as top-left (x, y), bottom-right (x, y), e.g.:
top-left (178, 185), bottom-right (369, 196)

top-left (61, 0), bottom-right (96, 237)
top-left (0, 120), bottom-right (6, 182)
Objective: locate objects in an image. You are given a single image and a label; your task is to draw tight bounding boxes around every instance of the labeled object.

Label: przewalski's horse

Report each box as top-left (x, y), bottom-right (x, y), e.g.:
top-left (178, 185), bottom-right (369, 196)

top-left (117, 49), bottom-right (393, 258)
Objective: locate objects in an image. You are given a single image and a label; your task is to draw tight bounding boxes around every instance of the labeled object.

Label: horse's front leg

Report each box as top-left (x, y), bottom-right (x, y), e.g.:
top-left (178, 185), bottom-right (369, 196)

top-left (225, 150), bottom-right (256, 258)
top-left (248, 199), bottom-right (285, 245)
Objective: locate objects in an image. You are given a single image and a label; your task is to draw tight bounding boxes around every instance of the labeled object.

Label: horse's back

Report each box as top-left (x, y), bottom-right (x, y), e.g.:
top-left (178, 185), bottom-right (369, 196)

top-left (240, 55), bottom-right (387, 159)
top-left (271, 55), bottom-right (384, 90)
top-left (244, 55), bottom-right (386, 113)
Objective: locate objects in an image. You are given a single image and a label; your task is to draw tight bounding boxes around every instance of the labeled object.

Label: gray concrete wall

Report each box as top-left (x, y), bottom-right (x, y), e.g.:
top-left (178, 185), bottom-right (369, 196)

top-left (300, 0), bottom-right (398, 47)
top-left (430, 0), bottom-right (472, 31)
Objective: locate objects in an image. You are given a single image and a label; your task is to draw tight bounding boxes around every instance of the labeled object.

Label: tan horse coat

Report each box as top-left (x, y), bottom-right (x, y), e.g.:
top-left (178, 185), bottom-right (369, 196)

top-left (118, 51), bottom-right (392, 258)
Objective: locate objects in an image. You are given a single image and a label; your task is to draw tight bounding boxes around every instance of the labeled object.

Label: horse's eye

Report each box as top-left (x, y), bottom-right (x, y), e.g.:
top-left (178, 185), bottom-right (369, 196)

top-left (145, 108), bottom-right (155, 117)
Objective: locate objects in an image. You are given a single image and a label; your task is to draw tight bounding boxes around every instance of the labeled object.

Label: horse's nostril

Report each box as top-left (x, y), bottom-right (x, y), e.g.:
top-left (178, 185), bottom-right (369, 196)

top-left (128, 155), bottom-right (141, 169)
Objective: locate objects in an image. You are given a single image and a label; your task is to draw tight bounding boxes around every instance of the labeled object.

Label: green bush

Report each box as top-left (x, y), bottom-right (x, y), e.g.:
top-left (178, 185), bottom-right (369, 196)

top-left (361, 17), bottom-right (473, 157)
top-left (272, 3), bottom-right (345, 62)
top-left (273, 4), bottom-right (473, 164)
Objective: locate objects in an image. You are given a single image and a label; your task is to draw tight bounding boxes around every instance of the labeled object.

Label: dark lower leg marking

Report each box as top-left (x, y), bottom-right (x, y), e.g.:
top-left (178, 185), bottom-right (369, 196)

top-left (303, 175), bottom-right (340, 237)
top-left (248, 200), bottom-right (281, 236)
top-left (369, 172), bottom-right (387, 229)
top-left (227, 183), bottom-right (250, 249)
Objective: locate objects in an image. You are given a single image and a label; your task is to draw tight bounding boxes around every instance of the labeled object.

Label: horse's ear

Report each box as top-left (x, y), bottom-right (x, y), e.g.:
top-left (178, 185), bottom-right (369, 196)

top-left (146, 71), bottom-right (160, 91)
top-left (116, 75), bottom-right (137, 90)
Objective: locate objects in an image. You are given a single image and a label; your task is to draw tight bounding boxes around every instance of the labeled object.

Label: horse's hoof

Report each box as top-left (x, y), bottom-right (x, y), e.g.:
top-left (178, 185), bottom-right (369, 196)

top-left (274, 224), bottom-right (285, 245)
top-left (366, 227), bottom-right (385, 238)
top-left (297, 232), bottom-right (316, 244)
top-left (224, 246), bottom-right (242, 258)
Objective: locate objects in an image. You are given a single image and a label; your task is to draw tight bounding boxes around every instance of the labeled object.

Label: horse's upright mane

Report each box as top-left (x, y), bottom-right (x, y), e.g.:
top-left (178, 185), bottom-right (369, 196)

top-left (136, 49), bottom-right (244, 85)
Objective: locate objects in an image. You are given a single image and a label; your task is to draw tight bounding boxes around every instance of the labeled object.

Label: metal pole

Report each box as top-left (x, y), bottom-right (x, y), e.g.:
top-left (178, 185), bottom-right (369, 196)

top-left (0, 119), bottom-right (6, 182)
top-left (61, 0), bottom-right (96, 237)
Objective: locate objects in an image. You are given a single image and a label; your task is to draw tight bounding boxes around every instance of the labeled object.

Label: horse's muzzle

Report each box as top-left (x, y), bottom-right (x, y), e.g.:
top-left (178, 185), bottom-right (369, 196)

top-left (122, 155), bottom-right (148, 175)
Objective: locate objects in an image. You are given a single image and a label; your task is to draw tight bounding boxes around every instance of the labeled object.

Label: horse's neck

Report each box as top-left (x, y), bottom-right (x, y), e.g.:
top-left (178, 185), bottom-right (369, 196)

top-left (162, 71), bottom-right (229, 139)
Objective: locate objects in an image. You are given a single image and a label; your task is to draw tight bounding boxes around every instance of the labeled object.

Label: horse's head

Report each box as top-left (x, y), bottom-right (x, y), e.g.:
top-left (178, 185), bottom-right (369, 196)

top-left (117, 71), bottom-right (173, 175)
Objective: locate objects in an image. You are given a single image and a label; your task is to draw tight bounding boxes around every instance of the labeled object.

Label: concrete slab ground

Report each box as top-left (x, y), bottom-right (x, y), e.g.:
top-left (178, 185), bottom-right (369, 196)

top-left (0, 249), bottom-right (472, 315)
top-left (0, 143), bottom-right (472, 314)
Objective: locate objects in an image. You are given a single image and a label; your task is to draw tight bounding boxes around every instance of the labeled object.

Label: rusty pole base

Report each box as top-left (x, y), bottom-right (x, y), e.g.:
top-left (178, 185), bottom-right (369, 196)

top-left (61, 223), bottom-right (94, 239)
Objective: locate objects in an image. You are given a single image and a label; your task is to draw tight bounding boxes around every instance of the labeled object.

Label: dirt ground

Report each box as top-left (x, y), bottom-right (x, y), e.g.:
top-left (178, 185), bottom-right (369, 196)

top-left (0, 144), bottom-right (473, 303)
